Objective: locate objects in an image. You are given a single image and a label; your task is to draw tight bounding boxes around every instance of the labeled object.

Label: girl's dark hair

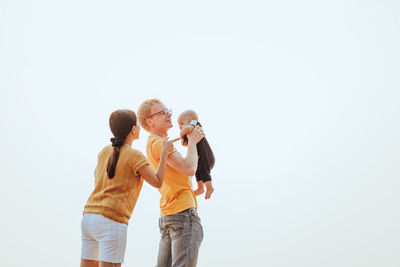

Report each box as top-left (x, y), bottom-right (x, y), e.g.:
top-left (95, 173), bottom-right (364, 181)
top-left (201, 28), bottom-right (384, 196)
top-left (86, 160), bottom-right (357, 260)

top-left (106, 109), bottom-right (137, 179)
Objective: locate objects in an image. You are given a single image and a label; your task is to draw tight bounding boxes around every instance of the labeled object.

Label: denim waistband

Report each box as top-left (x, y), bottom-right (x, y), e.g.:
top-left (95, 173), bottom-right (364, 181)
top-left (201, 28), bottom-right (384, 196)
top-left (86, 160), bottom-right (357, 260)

top-left (178, 208), bottom-right (196, 214)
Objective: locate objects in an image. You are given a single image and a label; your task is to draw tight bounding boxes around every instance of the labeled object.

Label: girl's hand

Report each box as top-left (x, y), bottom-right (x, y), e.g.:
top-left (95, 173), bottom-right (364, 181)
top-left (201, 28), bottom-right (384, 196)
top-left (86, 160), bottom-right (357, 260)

top-left (161, 137), bottom-right (180, 155)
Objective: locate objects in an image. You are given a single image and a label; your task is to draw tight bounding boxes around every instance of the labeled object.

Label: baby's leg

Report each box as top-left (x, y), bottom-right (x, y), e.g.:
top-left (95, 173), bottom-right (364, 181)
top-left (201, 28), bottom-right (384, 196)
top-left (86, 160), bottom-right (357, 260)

top-left (194, 181), bottom-right (205, 196)
top-left (204, 181), bottom-right (214, 199)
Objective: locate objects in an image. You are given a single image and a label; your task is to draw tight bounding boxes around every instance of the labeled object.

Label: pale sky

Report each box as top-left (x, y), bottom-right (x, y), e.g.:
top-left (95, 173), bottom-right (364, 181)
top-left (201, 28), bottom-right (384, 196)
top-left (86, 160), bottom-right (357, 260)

top-left (1, 0), bottom-right (399, 266)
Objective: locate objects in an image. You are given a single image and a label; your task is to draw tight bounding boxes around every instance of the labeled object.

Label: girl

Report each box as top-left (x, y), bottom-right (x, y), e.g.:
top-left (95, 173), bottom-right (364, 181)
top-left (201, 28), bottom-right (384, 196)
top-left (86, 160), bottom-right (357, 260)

top-left (81, 109), bottom-right (178, 267)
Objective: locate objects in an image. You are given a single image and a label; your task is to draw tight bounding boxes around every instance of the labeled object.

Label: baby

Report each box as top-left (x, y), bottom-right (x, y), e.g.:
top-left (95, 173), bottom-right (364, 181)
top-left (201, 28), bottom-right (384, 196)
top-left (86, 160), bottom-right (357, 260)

top-left (178, 110), bottom-right (215, 199)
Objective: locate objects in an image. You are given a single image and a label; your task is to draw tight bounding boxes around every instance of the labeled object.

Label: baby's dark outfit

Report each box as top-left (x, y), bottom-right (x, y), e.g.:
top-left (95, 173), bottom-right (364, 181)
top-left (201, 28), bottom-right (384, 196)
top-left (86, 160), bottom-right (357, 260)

top-left (183, 122), bottom-right (215, 182)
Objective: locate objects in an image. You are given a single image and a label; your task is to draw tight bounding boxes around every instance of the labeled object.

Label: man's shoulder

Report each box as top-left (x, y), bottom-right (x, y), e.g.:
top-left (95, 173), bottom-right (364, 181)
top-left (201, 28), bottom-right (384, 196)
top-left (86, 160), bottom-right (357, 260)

top-left (146, 134), bottom-right (164, 161)
top-left (147, 134), bottom-right (163, 146)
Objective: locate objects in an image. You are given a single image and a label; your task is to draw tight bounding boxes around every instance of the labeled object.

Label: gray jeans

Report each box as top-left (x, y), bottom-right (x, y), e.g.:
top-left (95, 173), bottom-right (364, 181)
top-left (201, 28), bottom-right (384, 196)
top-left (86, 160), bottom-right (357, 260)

top-left (156, 208), bottom-right (204, 267)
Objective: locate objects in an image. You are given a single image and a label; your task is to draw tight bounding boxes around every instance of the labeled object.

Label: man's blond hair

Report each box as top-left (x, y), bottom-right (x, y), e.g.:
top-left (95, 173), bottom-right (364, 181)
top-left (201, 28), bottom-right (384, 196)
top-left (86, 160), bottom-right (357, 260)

top-left (137, 98), bottom-right (163, 131)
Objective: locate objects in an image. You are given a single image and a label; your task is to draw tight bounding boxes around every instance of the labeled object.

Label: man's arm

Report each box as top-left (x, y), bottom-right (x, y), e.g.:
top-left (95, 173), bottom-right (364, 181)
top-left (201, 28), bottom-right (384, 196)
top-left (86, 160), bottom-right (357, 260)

top-left (139, 137), bottom-right (180, 187)
top-left (167, 140), bottom-right (198, 176)
top-left (168, 126), bottom-right (204, 176)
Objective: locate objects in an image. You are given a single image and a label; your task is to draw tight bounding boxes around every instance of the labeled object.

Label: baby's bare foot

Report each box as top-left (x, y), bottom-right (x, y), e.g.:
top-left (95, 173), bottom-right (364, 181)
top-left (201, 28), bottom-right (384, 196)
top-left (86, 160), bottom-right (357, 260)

top-left (194, 187), bottom-right (205, 196)
top-left (205, 187), bottom-right (214, 199)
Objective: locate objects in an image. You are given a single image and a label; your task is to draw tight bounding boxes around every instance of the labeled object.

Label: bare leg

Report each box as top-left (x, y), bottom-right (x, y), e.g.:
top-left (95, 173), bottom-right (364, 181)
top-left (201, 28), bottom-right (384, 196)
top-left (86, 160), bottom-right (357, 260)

top-left (99, 262), bottom-right (121, 267)
top-left (194, 181), bottom-right (205, 196)
top-left (81, 259), bottom-right (99, 267)
top-left (204, 181), bottom-right (214, 199)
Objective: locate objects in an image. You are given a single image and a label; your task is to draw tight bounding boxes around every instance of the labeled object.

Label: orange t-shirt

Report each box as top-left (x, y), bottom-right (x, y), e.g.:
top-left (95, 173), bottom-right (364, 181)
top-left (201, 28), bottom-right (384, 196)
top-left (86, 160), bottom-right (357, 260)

top-left (146, 134), bottom-right (197, 216)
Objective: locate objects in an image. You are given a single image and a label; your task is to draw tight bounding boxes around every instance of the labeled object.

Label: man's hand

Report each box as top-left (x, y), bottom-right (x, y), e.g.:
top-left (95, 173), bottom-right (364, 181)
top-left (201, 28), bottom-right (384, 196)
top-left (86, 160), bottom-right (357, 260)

top-left (187, 125), bottom-right (205, 144)
top-left (180, 125), bottom-right (195, 138)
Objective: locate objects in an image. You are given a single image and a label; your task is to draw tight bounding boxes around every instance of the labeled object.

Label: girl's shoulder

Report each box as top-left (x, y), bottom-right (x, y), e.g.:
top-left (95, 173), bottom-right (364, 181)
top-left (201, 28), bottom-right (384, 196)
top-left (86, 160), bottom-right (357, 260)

top-left (124, 146), bottom-right (146, 159)
top-left (97, 145), bottom-right (113, 159)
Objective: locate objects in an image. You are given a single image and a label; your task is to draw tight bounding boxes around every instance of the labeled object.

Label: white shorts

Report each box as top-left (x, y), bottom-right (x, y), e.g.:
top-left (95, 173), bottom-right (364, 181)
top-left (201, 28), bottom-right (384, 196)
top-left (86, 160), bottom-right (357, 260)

top-left (81, 213), bottom-right (127, 263)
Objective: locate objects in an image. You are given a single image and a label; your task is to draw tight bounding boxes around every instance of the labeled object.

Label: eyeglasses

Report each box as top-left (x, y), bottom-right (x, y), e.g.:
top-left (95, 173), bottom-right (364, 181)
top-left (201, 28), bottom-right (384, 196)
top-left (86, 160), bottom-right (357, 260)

top-left (148, 108), bottom-right (172, 118)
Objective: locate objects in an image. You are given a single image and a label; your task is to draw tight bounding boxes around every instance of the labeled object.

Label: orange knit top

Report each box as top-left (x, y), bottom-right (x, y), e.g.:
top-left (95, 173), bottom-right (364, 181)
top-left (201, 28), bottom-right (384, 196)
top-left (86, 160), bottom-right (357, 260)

top-left (83, 144), bottom-right (149, 225)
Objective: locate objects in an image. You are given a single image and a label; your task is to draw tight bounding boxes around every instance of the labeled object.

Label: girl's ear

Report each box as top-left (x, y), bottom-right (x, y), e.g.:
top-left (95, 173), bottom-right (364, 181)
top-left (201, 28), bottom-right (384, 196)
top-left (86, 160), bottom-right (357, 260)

top-left (131, 125), bottom-right (137, 135)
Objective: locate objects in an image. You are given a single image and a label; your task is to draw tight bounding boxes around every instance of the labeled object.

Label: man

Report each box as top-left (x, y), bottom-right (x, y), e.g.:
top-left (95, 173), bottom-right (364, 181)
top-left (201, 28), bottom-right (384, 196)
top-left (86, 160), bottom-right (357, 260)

top-left (137, 99), bottom-right (205, 267)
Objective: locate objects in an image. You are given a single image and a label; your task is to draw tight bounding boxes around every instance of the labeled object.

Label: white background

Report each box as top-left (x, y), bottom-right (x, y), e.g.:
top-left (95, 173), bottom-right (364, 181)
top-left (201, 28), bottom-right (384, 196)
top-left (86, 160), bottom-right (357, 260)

top-left (1, 0), bottom-right (399, 266)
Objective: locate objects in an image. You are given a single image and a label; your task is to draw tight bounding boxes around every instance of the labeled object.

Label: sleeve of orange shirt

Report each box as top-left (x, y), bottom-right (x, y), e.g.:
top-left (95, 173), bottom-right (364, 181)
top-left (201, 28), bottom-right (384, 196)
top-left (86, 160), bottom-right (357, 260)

top-left (130, 150), bottom-right (150, 176)
top-left (151, 137), bottom-right (177, 162)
